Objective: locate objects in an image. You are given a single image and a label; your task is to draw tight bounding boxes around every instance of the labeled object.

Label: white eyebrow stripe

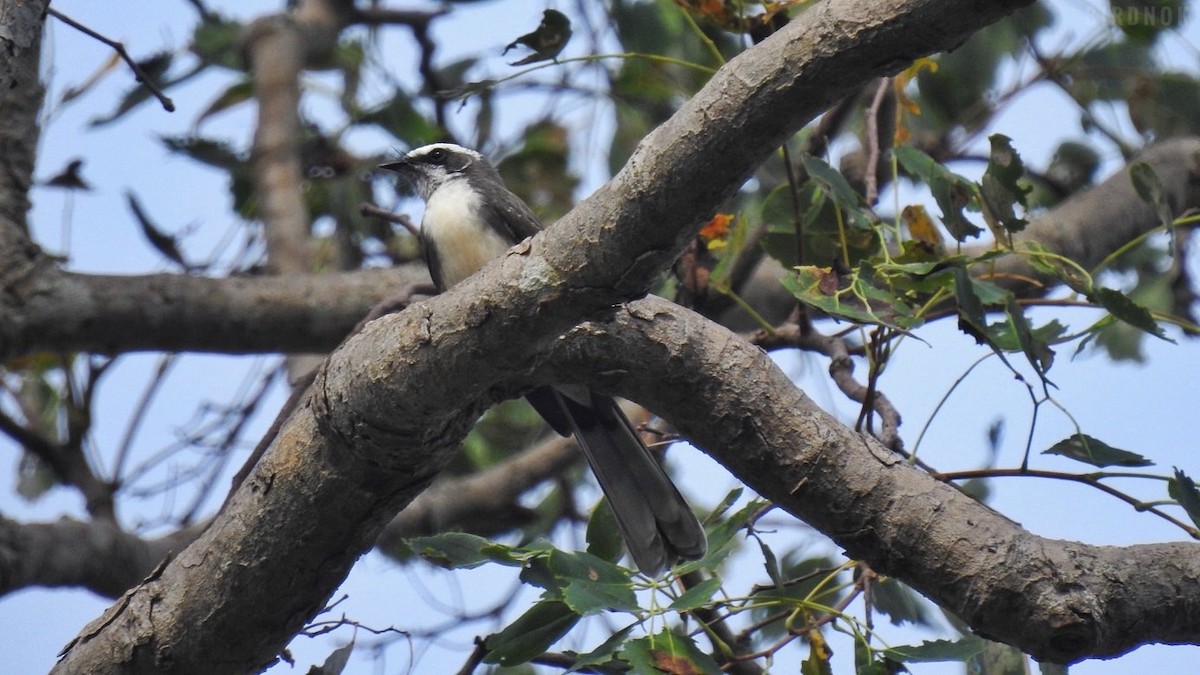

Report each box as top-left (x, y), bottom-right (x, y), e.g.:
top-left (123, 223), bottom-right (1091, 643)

top-left (405, 143), bottom-right (484, 162)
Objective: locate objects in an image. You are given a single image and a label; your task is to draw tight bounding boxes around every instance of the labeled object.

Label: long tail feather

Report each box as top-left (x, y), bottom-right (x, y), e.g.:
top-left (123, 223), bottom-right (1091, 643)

top-left (528, 387), bottom-right (707, 574)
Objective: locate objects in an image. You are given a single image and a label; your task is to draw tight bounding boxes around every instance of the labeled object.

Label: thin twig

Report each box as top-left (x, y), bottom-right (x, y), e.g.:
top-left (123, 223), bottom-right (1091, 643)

top-left (113, 354), bottom-right (178, 482)
top-left (47, 8), bottom-right (176, 112)
top-left (864, 78), bottom-right (891, 204)
top-left (751, 322), bottom-right (904, 451)
top-left (933, 468), bottom-right (1200, 536)
top-left (360, 202), bottom-right (421, 238)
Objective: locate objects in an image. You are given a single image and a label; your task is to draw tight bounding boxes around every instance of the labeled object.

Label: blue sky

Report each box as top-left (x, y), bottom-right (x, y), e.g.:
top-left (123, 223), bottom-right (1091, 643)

top-left (5, 1), bottom-right (1200, 673)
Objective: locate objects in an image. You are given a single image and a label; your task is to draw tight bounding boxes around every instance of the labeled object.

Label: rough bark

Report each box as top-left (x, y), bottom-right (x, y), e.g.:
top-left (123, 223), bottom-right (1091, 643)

top-left (243, 0), bottom-right (362, 382)
top-left (5, 137), bottom-right (1198, 359)
top-left (0, 266), bottom-right (429, 360)
top-left (0, 433), bottom-right (577, 601)
top-left (0, 0), bottom-right (47, 235)
top-left (986, 138), bottom-right (1200, 292)
top-left (53, 1), bottom-right (1050, 672)
top-left (549, 297), bottom-right (1200, 663)
top-left (0, 516), bottom-right (202, 598)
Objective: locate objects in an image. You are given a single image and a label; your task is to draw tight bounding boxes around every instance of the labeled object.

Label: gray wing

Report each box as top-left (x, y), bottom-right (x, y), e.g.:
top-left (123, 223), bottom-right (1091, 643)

top-left (422, 236), bottom-right (448, 292)
top-left (486, 185), bottom-right (544, 243)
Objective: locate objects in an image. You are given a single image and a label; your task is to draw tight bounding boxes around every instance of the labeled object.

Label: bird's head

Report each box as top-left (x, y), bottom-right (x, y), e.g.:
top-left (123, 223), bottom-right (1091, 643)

top-left (379, 143), bottom-right (485, 200)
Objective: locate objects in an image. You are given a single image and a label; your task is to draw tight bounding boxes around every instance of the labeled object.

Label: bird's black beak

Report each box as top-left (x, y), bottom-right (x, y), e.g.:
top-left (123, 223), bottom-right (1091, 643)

top-left (378, 159), bottom-right (409, 173)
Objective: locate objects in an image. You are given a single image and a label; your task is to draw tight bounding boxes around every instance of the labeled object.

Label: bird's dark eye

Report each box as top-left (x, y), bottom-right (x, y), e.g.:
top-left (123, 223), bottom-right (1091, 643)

top-left (428, 148), bottom-right (445, 162)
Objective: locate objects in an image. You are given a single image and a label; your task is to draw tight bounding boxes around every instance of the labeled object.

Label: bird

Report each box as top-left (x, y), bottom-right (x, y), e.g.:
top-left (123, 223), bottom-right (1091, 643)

top-left (380, 143), bottom-right (707, 574)
top-left (503, 9), bottom-right (572, 65)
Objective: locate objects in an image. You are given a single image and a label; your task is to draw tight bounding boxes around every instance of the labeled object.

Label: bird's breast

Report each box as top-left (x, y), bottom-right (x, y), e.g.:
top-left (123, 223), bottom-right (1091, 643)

top-left (423, 180), bottom-right (515, 288)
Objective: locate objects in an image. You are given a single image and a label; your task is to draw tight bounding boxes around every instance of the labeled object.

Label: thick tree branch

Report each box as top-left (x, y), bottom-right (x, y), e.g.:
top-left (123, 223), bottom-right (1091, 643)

top-left (545, 297), bottom-right (1200, 663)
top-left (53, 1), bottom-right (1038, 672)
top-left (984, 137), bottom-right (1200, 292)
top-left (377, 433), bottom-right (578, 549)
top-left (0, 516), bottom-right (201, 598)
top-left (6, 138), bottom-right (1197, 361)
top-left (0, 265), bottom-right (428, 360)
top-left (0, 433), bottom-right (576, 601)
top-left (0, 0), bottom-right (47, 235)
top-left (243, 0), bottom-right (354, 275)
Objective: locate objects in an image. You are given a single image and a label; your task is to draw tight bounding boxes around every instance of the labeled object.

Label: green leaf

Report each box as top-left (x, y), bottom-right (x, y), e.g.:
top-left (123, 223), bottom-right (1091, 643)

top-left (800, 153), bottom-right (873, 230)
top-left (884, 636), bottom-right (989, 663)
top-left (1036, 141), bottom-right (1100, 205)
top-left (895, 146), bottom-right (983, 241)
top-left (1091, 287), bottom-right (1172, 341)
top-left (749, 555), bottom-right (843, 641)
top-left (195, 78), bottom-right (255, 128)
top-left (160, 135), bottom-right (243, 170)
top-left (359, 90), bottom-right (444, 149)
top-left (1128, 160), bottom-right (1175, 247)
top-left (981, 134), bottom-right (1031, 233)
top-left (1128, 72), bottom-right (1200, 139)
top-left (1111, 0), bottom-right (1186, 42)
top-left (585, 499), bottom-right (625, 563)
top-left (1068, 40), bottom-right (1154, 103)
top-left (310, 643), bottom-right (354, 675)
top-left (569, 625), bottom-right (636, 672)
top-left (783, 265), bottom-right (922, 331)
top-left (710, 215), bottom-right (751, 289)
top-left (623, 629), bottom-right (722, 675)
top-left (911, 11), bottom-right (1045, 132)
top-left (562, 577), bottom-right (640, 615)
top-left (990, 318), bottom-right (1069, 352)
top-left (547, 550), bottom-right (638, 614)
top-left (88, 51), bottom-right (175, 127)
top-left (1042, 433), bottom-right (1153, 468)
top-left (870, 577), bottom-right (933, 627)
top-left (668, 575), bottom-right (723, 611)
top-left (497, 121), bottom-right (579, 222)
top-left (802, 627), bottom-right (834, 675)
top-left (17, 453), bottom-right (56, 501)
top-left (954, 265), bottom-right (991, 344)
top-left (971, 639), bottom-right (1029, 675)
top-left (191, 15), bottom-right (244, 70)
top-left (1003, 294), bottom-right (1054, 377)
top-left (757, 534), bottom-right (785, 590)
top-left (483, 600), bottom-right (580, 666)
top-left (403, 532), bottom-right (523, 569)
top-left (706, 487), bottom-right (743, 521)
top-left (503, 9), bottom-right (572, 66)
top-left (1168, 468), bottom-right (1200, 530)
top-left (1040, 661), bottom-right (1070, 675)
top-left (674, 497), bottom-right (764, 575)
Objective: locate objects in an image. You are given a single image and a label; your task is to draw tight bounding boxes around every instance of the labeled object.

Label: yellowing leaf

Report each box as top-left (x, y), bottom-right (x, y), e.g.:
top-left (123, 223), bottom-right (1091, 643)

top-left (893, 58), bottom-right (938, 143)
top-left (699, 213), bottom-right (733, 244)
top-left (802, 627), bottom-right (834, 675)
top-left (901, 204), bottom-right (945, 253)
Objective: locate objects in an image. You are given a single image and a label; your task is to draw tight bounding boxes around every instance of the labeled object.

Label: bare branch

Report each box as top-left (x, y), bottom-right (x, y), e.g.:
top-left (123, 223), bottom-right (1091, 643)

top-left (46, 9), bottom-right (175, 112)
top-left (53, 2), bottom-right (1064, 671)
top-left (0, 515), bottom-right (203, 598)
top-left (0, 265), bottom-right (431, 360)
top-left (549, 296), bottom-right (1200, 663)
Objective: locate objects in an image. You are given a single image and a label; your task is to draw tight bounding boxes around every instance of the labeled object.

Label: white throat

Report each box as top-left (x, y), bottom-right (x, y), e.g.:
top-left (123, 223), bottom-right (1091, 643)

top-left (423, 178), bottom-right (514, 288)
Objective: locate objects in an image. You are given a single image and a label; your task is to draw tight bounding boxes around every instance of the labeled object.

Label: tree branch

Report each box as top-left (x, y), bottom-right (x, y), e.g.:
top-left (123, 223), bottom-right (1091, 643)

top-left (983, 137), bottom-right (1200, 293)
top-left (52, 1), bottom-right (1041, 671)
top-left (0, 516), bottom-right (202, 598)
top-left (0, 265), bottom-right (429, 360)
top-left (546, 296), bottom-right (1200, 663)
top-left (0, 0), bottom-right (48, 235)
